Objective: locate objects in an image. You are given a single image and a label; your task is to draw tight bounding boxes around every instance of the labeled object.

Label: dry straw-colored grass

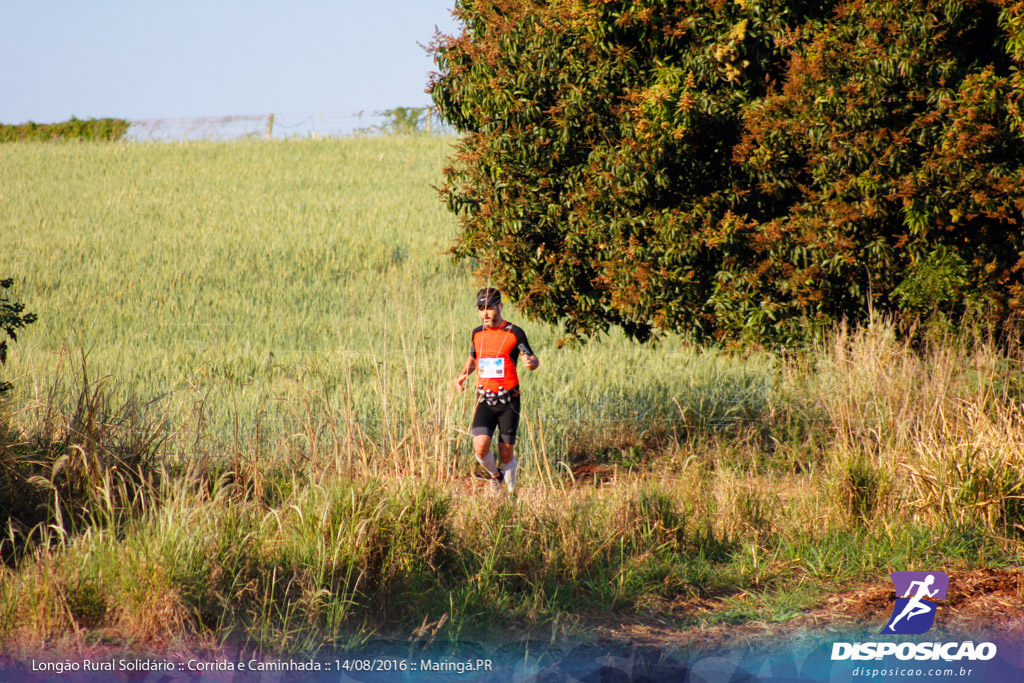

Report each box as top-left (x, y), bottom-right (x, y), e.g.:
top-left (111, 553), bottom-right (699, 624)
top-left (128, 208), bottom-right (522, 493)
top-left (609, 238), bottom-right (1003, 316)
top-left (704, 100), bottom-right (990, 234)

top-left (3, 314), bottom-right (1023, 656)
top-left (2, 140), bottom-right (1022, 655)
top-left (801, 320), bottom-right (1024, 533)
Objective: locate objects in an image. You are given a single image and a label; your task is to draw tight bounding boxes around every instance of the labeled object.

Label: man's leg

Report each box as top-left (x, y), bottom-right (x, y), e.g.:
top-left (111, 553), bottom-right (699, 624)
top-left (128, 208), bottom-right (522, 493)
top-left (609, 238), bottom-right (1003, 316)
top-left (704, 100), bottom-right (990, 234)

top-left (496, 396), bottom-right (521, 492)
top-left (498, 442), bottom-right (518, 493)
top-left (497, 442), bottom-right (514, 465)
top-left (472, 433), bottom-right (501, 480)
top-left (471, 401), bottom-right (501, 482)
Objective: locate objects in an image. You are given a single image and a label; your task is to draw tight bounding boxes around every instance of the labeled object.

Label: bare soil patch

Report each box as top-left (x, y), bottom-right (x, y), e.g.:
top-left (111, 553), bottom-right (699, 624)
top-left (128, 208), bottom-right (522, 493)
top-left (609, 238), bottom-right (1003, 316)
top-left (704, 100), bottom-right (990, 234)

top-left (583, 568), bottom-right (1024, 652)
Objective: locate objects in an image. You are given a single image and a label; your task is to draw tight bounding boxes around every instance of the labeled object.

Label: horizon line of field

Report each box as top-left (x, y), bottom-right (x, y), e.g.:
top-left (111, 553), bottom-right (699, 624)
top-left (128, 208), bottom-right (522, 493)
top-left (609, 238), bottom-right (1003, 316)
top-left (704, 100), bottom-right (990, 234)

top-left (128, 109), bottom-right (450, 141)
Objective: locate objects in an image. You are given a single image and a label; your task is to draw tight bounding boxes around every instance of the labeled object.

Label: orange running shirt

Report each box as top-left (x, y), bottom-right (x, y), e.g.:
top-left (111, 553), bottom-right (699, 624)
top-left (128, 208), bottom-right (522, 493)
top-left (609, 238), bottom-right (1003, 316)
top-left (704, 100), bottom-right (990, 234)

top-left (470, 322), bottom-right (534, 394)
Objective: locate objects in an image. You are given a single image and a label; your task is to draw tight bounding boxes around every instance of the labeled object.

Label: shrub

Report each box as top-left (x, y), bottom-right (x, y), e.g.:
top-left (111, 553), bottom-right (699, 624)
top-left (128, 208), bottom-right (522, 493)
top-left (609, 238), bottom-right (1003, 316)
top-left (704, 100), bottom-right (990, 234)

top-left (0, 117), bottom-right (130, 142)
top-left (0, 278), bottom-right (36, 395)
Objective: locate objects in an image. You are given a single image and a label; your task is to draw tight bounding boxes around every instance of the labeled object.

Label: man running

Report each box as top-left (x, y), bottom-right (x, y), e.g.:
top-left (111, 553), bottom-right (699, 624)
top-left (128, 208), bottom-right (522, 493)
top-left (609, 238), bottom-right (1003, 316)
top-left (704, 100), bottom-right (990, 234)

top-left (455, 288), bottom-right (539, 494)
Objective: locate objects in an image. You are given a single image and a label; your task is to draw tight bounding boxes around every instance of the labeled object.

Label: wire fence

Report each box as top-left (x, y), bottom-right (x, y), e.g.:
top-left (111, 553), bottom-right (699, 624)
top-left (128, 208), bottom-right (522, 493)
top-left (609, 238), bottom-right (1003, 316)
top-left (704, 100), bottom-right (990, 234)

top-left (128, 109), bottom-right (450, 142)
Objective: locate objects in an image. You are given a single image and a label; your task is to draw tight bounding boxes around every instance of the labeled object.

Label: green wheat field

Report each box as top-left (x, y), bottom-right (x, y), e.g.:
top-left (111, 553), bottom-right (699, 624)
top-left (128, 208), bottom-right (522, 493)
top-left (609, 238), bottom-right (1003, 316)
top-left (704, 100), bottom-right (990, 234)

top-left (1, 136), bottom-right (1021, 657)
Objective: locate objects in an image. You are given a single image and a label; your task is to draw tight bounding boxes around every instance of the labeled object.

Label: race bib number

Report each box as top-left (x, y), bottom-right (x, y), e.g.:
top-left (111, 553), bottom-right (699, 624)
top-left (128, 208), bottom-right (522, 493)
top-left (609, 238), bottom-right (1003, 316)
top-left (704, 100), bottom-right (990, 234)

top-left (478, 357), bottom-right (505, 379)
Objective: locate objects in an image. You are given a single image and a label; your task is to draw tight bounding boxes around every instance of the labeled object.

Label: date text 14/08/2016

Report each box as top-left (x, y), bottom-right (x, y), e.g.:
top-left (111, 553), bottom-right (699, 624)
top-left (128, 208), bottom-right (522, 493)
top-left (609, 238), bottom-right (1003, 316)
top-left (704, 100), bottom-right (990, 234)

top-left (339, 659), bottom-right (494, 674)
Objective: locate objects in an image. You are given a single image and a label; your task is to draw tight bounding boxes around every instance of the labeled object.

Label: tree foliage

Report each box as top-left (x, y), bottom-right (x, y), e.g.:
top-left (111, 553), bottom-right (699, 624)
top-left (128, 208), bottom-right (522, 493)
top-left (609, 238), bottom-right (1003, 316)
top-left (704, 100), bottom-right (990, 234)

top-left (0, 279), bottom-right (36, 395)
top-left (0, 117), bottom-right (130, 143)
top-left (430, 0), bottom-right (1024, 344)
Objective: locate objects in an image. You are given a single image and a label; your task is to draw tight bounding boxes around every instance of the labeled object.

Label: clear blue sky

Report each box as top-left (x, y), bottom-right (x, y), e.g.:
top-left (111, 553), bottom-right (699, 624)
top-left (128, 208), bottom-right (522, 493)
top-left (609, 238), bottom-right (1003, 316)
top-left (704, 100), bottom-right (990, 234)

top-left (0, 0), bottom-right (460, 124)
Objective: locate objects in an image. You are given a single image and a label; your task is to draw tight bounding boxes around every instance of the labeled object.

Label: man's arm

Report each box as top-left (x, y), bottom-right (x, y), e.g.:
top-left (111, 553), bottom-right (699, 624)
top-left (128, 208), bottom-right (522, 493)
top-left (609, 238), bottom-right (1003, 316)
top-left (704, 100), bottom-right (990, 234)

top-left (515, 327), bottom-right (539, 370)
top-left (455, 357), bottom-right (476, 392)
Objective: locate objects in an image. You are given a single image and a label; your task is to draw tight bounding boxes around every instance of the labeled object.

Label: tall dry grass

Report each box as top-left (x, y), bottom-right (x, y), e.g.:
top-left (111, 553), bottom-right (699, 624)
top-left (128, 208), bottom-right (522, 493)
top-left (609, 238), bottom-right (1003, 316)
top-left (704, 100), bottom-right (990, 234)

top-left (1, 319), bottom-right (1021, 656)
top-left (2, 138), bottom-right (1021, 654)
top-left (796, 320), bottom-right (1024, 533)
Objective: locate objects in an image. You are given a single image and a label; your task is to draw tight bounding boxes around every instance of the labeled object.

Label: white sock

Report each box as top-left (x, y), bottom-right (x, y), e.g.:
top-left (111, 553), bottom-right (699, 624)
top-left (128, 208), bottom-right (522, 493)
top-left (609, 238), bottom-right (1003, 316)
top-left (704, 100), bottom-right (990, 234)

top-left (475, 452), bottom-right (499, 476)
top-left (503, 457), bottom-right (518, 491)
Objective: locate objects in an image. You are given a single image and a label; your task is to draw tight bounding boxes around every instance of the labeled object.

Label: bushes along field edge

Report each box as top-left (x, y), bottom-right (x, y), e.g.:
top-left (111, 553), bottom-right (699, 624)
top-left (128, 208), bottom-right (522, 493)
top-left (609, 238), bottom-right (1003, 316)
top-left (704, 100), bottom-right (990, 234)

top-left (0, 117), bottom-right (130, 143)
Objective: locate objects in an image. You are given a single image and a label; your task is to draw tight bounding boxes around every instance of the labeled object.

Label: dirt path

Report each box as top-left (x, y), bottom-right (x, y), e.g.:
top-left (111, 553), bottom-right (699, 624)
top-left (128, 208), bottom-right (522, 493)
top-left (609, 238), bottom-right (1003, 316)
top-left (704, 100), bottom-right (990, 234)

top-left (581, 568), bottom-right (1024, 652)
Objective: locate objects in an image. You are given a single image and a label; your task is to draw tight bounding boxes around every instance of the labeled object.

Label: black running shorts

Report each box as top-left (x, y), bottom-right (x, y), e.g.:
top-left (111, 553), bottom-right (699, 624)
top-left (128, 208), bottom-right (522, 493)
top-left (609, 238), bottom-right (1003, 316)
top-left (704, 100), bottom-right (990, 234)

top-left (470, 394), bottom-right (521, 445)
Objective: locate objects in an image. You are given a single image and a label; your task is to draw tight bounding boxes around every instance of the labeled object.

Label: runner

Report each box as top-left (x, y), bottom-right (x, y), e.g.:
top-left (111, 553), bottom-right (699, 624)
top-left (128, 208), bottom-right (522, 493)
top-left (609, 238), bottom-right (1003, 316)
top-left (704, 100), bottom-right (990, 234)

top-left (455, 288), bottom-right (539, 494)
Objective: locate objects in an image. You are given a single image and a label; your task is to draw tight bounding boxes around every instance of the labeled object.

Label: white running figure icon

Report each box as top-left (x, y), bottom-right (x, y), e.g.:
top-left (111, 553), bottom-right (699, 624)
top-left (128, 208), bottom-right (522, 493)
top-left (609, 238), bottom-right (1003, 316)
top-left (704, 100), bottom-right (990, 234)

top-left (887, 574), bottom-right (939, 630)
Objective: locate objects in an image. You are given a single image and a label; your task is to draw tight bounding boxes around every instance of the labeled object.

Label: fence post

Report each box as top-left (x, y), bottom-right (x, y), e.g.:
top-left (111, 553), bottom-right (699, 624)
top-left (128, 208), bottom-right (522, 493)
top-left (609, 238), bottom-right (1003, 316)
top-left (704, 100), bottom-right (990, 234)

top-left (266, 113), bottom-right (274, 140)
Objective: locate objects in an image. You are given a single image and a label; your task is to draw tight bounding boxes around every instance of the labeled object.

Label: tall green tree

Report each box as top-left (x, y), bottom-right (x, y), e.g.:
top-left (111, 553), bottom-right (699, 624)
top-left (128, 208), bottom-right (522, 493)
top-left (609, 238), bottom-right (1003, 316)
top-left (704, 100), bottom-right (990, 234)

top-left (430, 0), bottom-right (1024, 344)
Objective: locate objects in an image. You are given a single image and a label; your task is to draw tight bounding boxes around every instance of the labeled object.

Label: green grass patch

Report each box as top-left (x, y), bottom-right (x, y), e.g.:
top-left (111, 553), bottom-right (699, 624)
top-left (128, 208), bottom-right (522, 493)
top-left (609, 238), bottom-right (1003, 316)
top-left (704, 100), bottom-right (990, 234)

top-left (2, 137), bottom-right (1023, 656)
